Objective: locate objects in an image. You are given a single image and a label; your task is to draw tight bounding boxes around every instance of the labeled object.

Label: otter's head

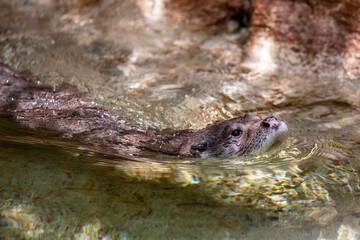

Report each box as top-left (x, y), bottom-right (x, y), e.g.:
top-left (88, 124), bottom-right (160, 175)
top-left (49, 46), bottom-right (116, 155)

top-left (190, 114), bottom-right (288, 158)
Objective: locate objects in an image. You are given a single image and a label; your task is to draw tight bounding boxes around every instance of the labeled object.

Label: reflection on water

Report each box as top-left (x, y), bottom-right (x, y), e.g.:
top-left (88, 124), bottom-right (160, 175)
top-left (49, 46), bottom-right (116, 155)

top-left (1, 0), bottom-right (360, 239)
top-left (1, 111), bottom-right (360, 239)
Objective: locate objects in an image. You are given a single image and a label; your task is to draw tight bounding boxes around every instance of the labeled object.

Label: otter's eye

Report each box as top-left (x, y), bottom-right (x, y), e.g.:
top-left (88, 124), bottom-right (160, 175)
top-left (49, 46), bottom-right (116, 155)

top-left (231, 129), bottom-right (242, 137)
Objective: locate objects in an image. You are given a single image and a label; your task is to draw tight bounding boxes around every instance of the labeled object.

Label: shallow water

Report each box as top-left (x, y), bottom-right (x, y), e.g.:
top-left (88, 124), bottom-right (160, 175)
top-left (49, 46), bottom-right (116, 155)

top-left (1, 110), bottom-right (360, 239)
top-left (1, 0), bottom-right (360, 239)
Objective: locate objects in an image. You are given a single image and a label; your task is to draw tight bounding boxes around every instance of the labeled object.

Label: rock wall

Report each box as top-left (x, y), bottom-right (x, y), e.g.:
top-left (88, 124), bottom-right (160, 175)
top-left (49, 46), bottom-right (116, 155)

top-left (136, 0), bottom-right (251, 31)
top-left (138, 0), bottom-right (360, 107)
top-left (242, 0), bottom-right (360, 106)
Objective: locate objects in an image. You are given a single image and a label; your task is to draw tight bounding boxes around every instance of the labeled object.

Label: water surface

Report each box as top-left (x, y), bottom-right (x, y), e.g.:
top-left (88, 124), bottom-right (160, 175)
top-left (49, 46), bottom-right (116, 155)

top-left (1, 0), bottom-right (360, 239)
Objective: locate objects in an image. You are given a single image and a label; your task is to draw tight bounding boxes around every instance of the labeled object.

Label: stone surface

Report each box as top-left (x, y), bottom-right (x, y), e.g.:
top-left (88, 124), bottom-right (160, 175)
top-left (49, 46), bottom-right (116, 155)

top-left (136, 0), bottom-right (251, 31)
top-left (136, 0), bottom-right (360, 107)
top-left (1, 0), bottom-right (359, 114)
top-left (242, 0), bottom-right (360, 107)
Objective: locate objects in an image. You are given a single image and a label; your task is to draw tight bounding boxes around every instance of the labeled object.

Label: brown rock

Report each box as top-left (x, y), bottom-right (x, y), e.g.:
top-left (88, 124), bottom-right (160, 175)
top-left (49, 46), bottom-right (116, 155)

top-left (242, 0), bottom-right (360, 107)
top-left (247, 0), bottom-right (360, 64)
top-left (136, 0), bottom-right (360, 106)
top-left (137, 0), bottom-right (251, 31)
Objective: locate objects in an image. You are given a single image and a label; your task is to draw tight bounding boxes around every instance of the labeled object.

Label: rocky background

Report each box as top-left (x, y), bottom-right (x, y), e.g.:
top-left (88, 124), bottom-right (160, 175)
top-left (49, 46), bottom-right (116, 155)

top-left (138, 0), bottom-right (360, 107)
top-left (0, 0), bottom-right (359, 129)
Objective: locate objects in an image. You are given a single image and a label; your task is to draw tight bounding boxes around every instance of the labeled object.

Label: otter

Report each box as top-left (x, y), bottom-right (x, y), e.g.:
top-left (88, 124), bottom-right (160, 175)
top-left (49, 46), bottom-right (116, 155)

top-left (186, 114), bottom-right (287, 158)
top-left (0, 63), bottom-right (287, 158)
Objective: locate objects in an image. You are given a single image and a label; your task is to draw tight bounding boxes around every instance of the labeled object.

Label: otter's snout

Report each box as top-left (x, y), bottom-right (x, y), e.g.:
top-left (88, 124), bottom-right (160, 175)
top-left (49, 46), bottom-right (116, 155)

top-left (261, 117), bottom-right (280, 129)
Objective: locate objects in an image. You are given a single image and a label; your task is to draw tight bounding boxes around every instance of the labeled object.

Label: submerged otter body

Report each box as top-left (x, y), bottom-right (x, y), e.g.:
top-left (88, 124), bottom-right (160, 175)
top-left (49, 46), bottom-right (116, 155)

top-left (0, 63), bottom-right (287, 158)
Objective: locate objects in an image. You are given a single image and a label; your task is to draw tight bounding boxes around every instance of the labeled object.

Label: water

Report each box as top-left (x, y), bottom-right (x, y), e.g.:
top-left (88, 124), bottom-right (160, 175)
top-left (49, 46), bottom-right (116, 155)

top-left (1, 0), bottom-right (360, 239)
top-left (1, 112), bottom-right (360, 239)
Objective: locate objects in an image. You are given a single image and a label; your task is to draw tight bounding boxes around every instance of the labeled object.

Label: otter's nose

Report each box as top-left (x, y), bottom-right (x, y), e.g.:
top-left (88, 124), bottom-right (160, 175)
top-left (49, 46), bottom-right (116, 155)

top-left (261, 117), bottom-right (279, 129)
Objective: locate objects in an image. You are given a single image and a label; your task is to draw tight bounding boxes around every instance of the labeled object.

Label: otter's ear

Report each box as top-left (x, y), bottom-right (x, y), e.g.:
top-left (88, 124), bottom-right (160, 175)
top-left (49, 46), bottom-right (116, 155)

top-left (190, 141), bottom-right (208, 157)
